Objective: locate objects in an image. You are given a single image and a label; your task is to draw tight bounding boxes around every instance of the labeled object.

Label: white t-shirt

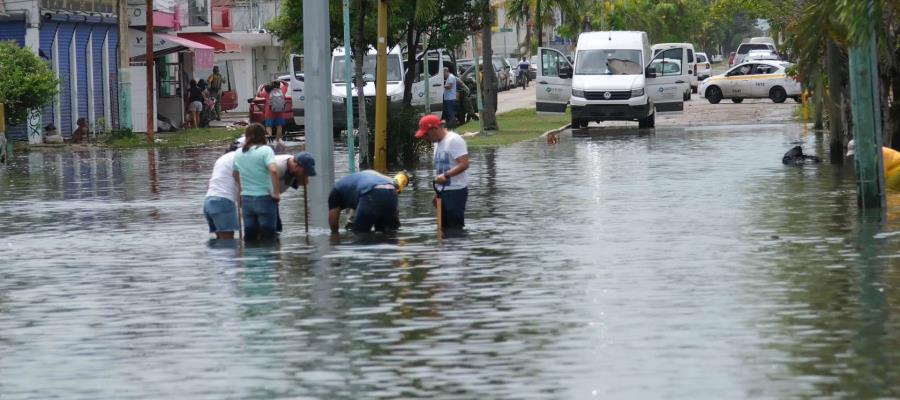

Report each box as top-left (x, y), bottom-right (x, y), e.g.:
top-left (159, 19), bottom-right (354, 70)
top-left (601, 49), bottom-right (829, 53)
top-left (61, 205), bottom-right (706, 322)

top-left (274, 154), bottom-right (295, 194)
top-left (433, 131), bottom-right (468, 190)
top-left (205, 151), bottom-right (237, 202)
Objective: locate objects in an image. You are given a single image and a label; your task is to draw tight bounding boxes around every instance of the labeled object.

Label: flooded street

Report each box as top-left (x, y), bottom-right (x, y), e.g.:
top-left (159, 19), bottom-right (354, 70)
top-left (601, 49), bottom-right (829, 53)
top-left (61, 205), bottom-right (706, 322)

top-left (2, 123), bottom-right (900, 399)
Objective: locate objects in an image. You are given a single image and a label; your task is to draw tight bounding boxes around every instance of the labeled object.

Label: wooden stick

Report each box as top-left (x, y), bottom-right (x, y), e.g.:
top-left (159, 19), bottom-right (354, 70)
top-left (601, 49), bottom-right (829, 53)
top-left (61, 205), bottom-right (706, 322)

top-left (237, 197), bottom-right (243, 241)
top-left (304, 184), bottom-right (309, 233)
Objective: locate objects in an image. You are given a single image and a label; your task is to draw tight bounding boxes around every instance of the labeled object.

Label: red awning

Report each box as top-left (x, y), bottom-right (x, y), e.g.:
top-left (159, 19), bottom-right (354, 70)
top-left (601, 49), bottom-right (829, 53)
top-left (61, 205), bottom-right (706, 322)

top-left (177, 33), bottom-right (241, 53)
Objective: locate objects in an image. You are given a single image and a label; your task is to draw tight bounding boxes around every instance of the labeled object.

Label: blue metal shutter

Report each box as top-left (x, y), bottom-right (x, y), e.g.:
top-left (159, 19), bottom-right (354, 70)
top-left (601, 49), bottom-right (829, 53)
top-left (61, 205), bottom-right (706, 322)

top-left (75, 24), bottom-right (91, 125)
top-left (40, 22), bottom-right (59, 130)
top-left (56, 23), bottom-right (76, 136)
top-left (0, 20), bottom-right (25, 47)
top-left (92, 25), bottom-right (109, 122)
top-left (107, 27), bottom-right (119, 129)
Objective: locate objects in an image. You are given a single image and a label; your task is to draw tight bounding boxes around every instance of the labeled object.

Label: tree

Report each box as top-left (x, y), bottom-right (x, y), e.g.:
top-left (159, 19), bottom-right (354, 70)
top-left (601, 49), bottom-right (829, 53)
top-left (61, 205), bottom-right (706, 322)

top-left (0, 41), bottom-right (59, 126)
top-left (479, 0), bottom-right (499, 130)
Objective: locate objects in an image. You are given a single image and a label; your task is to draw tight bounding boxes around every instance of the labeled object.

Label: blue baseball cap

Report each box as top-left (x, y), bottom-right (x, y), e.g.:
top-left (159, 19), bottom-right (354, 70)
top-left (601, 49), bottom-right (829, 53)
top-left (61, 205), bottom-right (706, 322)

top-left (294, 152), bottom-right (317, 176)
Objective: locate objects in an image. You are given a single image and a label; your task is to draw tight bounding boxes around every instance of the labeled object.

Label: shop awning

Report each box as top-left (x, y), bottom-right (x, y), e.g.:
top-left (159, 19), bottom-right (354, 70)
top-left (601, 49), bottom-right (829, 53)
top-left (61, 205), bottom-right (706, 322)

top-left (177, 33), bottom-right (241, 53)
top-left (128, 29), bottom-right (214, 69)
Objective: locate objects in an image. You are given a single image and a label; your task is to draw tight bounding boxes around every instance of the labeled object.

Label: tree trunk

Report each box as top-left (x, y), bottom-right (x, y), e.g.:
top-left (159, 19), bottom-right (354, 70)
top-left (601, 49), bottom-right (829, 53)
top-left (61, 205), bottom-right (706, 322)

top-left (826, 40), bottom-right (845, 164)
top-left (481, 11), bottom-right (499, 131)
top-left (355, 0), bottom-right (370, 169)
top-left (888, 47), bottom-right (900, 149)
top-left (535, 0), bottom-right (542, 49)
top-left (401, 22), bottom-right (419, 107)
top-left (814, 74), bottom-right (824, 130)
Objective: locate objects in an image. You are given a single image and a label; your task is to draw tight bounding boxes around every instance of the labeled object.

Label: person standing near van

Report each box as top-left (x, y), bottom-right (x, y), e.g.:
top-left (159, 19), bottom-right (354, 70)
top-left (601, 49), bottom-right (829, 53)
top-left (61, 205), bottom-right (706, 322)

top-left (232, 124), bottom-right (282, 240)
top-left (442, 68), bottom-right (458, 129)
top-left (415, 114), bottom-right (469, 230)
top-left (263, 80), bottom-right (289, 143)
top-left (207, 66), bottom-right (224, 121)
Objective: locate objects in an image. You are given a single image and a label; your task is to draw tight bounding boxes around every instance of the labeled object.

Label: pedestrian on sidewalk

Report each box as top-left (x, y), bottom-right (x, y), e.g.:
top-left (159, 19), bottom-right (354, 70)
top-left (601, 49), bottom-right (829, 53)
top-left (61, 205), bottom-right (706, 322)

top-left (207, 66), bottom-right (224, 121)
top-left (442, 68), bottom-right (458, 129)
top-left (186, 79), bottom-right (207, 129)
top-left (262, 80), bottom-right (288, 143)
top-left (328, 170), bottom-right (409, 234)
top-left (415, 114), bottom-right (469, 230)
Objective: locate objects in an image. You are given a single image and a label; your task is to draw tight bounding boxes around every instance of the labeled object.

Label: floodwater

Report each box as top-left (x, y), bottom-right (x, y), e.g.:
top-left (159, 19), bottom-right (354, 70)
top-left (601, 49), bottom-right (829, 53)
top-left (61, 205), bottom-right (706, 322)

top-left (2, 124), bottom-right (900, 399)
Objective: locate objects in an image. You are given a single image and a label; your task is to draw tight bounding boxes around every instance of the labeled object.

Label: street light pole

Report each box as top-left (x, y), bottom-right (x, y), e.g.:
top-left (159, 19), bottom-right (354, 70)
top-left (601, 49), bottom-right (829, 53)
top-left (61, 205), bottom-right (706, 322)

top-left (303, 0), bottom-right (336, 226)
top-left (145, 0), bottom-right (154, 143)
top-left (374, 0), bottom-right (388, 173)
top-left (849, 0), bottom-right (884, 210)
top-left (342, 0), bottom-right (355, 173)
top-left (471, 35), bottom-right (484, 135)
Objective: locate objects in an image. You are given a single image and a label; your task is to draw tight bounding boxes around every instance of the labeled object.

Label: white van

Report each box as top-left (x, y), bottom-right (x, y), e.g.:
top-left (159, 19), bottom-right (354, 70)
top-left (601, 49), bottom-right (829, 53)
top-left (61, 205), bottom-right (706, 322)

top-left (289, 47), bottom-right (445, 132)
top-left (536, 31), bottom-right (686, 129)
top-left (651, 42), bottom-right (696, 97)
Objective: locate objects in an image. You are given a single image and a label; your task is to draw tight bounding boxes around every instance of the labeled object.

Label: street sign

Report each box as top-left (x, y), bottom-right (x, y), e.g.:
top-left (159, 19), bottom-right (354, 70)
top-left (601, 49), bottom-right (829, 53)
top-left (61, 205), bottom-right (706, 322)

top-left (500, 27), bottom-right (513, 32)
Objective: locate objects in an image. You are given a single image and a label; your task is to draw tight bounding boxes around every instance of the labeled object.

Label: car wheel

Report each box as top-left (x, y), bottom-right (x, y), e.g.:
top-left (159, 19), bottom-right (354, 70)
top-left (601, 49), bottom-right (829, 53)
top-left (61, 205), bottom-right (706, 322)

top-left (732, 98), bottom-right (744, 103)
top-left (706, 86), bottom-right (722, 104)
top-left (792, 96), bottom-right (802, 103)
top-left (691, 86), bottom-right (698, 94)
top-left (770, 86), bottom-right (787, 103)
top-left (683, 90), bottom-right (691, 101)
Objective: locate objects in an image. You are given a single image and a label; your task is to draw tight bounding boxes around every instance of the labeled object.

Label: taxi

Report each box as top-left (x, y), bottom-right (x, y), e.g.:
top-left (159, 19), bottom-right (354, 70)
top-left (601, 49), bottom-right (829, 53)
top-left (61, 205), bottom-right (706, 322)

top-left (699, 60), bottom-right (802, 104)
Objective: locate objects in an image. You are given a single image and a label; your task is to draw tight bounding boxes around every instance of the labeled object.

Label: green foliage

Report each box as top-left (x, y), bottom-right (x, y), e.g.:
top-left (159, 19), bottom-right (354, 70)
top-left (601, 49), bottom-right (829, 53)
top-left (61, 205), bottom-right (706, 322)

top-left (458, 108), bottom-right (570, 148)
top-left (0, 41), bottom-right (59, 126)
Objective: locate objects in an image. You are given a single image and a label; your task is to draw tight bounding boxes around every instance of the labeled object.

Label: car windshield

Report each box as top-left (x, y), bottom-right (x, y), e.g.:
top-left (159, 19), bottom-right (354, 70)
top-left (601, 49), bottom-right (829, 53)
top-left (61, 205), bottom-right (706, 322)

top-left (697, 54), bottom-right (708, 63)
top-left (332, 55), bottom-right (403, 83)
top-left (575, 49), bottom-right (643, 75)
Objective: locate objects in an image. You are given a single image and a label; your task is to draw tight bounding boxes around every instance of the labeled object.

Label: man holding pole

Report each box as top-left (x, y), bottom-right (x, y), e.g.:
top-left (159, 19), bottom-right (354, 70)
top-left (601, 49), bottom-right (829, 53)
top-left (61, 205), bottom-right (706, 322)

top-left (415, 114), bottom-right (470, 230)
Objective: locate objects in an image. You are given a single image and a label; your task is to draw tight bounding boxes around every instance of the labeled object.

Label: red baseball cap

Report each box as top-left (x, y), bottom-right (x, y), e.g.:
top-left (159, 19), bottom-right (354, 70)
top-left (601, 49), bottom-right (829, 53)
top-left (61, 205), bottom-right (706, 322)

top-left (415, 114), bottom-right (443, 139)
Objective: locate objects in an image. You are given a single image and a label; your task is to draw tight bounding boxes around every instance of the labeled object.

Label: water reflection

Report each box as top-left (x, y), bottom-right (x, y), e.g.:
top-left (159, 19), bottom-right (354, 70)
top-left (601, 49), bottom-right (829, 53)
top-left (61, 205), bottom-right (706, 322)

top-left (2, 124), bottom-right (900, 398)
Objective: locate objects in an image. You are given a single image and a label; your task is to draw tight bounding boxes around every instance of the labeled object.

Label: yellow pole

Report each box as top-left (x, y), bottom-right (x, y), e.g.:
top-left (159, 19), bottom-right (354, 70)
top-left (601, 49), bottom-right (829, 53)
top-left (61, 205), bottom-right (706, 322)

top-left (374, 0), bottom-right (388, 173)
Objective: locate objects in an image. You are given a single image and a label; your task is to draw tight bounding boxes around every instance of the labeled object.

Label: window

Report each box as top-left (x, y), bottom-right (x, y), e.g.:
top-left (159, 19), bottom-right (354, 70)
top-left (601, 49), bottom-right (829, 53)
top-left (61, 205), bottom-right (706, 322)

top-left (754, 65), bottom-right (777, 75)
top-left (189, 0), bottom-right (209, 26)
top-left (574, 49), bottom-right (642, 75)
top-left (696, 54), bottom-right (708, 63)
top-left (332, 55), bottom-right (403, 83)
top-left (542, 49), bottom-right (560, 76)
top-left (687, 49), bottom-right (694, 64)
top-left (292, 55), bottom-right (304, 79)
top-left (728, 64), bottom-right (753, 76)
top-left (649, 48), bottom-right (683, 77)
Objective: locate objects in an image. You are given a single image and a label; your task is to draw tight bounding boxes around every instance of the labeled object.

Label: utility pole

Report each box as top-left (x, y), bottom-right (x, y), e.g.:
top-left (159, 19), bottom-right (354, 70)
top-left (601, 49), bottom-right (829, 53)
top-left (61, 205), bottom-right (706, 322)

top-left (343, 0), bottom-right (355, 172)
top-left (374, 0), bottom-right (388, 173)
top-left (471, 36), bottom-right (484, 135)
top-left (117, 0), bottom-right (131, 130)
top-left (304, 0), bottom-right (336, 227)
top-left (423, 37), bottom-right (430, 115)
top-left (849, 0), bottom-right (884, 210)
top-left (145, 0), bottom-right (154, 142)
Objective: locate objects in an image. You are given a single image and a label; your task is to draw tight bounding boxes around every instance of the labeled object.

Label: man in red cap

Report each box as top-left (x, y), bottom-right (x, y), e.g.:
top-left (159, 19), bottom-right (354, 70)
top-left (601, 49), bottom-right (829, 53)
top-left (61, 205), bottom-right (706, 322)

top-left (415, 114), bottom-right (470, 230)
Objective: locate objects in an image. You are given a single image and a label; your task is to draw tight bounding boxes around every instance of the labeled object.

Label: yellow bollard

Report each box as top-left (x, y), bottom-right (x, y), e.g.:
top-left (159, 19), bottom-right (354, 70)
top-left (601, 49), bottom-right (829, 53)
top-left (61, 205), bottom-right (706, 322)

top-left (0, 103), bottom-right (5, 133)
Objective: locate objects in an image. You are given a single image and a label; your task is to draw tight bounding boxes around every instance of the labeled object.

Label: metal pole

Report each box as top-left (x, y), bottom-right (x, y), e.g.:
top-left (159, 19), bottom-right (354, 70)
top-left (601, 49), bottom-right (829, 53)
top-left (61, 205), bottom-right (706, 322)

top-left (849, 1), bottom-right (884, 210)
top-left (343, 0), bottom-right (355, 172)
top-left (374, 0), bottom-right (388, 173)
top-left (118, 0), bottom-right (132, 130)
top-left (423, 37), bottom-right (430, 115)
top-left (303, 0), bottom-right (335, 228)
top-left (145, 0), bottom-right (154, 142)
top-left (471, 36), bottom-right (484, 135)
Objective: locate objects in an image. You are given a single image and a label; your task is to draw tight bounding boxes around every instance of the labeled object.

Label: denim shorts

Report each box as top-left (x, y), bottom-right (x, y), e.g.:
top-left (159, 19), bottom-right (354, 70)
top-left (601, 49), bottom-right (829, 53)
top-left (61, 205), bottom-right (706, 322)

top-left (265, 118), bottom-right (286, 127)
top-left (241, 195), bottom-right (280, 240)
top-left (204, 196), bottom-right (239, 233)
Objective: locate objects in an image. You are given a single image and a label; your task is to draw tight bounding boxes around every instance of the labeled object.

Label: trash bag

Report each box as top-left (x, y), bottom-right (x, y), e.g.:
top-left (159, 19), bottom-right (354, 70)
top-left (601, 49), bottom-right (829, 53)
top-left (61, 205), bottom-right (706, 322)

top-left (157, 114), bottom-right (176, 132)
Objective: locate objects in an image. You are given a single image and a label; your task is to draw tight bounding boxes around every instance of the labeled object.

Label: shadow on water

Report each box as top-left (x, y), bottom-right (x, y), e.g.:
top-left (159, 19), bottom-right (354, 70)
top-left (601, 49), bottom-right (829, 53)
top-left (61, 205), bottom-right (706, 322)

top-left (2, 124), bottom-right (900, 398)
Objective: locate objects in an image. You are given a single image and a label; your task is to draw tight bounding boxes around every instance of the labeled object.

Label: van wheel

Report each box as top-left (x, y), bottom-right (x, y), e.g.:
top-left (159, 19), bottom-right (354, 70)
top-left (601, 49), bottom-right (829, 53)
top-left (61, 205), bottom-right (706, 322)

top-left (570, 117), bottom-right (584, 129)
top-left (691, 86), bottom-right (698, 94)
top-left (770, 86), bottom-right (787, 103)
top-left (706, 86), bottom-right (722, 104)
top-left (792, 96), bottom-right (802, 103)
top-left (732, 98), bottom-right (744, 103)
top-left (683, 91), bottom-right (691, 101)
top-left (638, 112), bottom-right (655, 129)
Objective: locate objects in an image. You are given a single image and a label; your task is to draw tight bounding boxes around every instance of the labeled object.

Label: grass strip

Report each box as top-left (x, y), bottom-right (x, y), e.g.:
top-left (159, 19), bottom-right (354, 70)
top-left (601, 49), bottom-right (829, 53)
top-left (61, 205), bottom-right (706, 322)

top-left (457, 108), bottom-right (570, 148)
top-left (105, 127), bottom-right (241, 149)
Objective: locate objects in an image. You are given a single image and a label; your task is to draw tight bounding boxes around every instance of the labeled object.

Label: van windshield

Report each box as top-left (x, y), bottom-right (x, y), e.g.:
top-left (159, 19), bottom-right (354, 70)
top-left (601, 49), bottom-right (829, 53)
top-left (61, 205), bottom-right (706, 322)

top-left (575, 50), bottom-right (643, 75)
top-left (332, 55), bottom-right (403, 83)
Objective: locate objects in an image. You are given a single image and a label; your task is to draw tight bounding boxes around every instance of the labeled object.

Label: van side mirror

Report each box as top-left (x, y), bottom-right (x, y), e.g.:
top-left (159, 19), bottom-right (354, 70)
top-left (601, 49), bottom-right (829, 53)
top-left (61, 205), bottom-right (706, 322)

top-left (559, 64), bottom-right (572, 79)
top-left (645, 67), bottom-right (657, 78)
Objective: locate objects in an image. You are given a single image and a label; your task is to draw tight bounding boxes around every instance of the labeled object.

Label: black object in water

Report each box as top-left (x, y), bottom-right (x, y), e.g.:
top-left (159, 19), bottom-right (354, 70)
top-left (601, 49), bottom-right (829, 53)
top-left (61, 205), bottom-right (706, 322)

top-left (782, 146), bottom-right (821, 165)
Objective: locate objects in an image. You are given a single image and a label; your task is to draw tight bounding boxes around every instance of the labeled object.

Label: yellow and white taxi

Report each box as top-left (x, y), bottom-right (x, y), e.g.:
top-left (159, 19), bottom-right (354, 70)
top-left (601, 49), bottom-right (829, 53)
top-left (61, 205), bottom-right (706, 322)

top-left (699, 60), bottom-right (802, 104)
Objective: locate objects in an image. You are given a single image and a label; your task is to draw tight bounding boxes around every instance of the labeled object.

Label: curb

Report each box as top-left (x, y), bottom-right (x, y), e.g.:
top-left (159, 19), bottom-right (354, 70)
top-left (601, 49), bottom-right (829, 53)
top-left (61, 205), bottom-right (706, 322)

top-left (539, 123), bottom-right (571, 138)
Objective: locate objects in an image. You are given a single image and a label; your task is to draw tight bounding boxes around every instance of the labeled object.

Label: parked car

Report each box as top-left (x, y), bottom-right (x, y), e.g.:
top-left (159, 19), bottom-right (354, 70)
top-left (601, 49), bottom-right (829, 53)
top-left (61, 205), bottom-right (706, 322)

top-left (248, 82), bottom-right (295, 128)
top-left (491, 56), bottom-right (512, 91)
top-left (696, 52), bottom-right (711, 80)
top-left (459, 64), bottom-right (499, 93)
top-left (699, 60), bottom-right (802, 104)
top-left (731, 43), bottom-right (777, 66)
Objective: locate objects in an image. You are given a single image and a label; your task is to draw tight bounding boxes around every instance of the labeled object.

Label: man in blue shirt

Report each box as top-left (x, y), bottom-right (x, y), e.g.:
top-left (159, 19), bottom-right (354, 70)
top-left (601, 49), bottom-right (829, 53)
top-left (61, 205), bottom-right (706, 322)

top-left (328, 171), bottom-right (409, 234)
top-left (442, 67), bottom-right (458, 129)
